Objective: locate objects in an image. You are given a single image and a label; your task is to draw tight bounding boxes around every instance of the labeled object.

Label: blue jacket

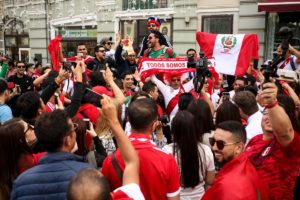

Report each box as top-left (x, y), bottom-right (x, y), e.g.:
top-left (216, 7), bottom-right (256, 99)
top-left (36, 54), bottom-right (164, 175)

top-left (11, 152), bottom-right (92, 200)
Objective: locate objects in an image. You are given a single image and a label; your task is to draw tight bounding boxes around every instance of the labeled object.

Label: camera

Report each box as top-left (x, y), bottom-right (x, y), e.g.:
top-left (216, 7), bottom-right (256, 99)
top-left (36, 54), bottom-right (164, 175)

top-left (63, 62), bottom-right (76, 71)
top-left (263, 27), bottom-right (294, 83)
top-left (187, 52), bottom-right (210, 93)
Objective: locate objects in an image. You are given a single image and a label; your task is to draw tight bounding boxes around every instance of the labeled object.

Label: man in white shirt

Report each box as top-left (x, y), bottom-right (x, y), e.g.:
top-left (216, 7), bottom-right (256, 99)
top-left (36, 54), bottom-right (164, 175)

top-left (233, 91), bottom-right (262, 143)
top-left (276, 44), bottom-right (300, 71)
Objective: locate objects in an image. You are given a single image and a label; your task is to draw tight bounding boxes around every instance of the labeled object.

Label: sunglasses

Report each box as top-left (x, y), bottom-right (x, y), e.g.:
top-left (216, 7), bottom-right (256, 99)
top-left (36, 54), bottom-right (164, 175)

top-left (148, 24), bottom-right (157, 28)
top-left (105, 42), bottom-right (112, 45)
top-left (148, 37), bottom-right (153, 40)
top-left (209, 137), bottom-right (240, 150)
top-left (17, 65), bottom-right (26, 69)
top-left (97, 50), bottom-right (106, 53)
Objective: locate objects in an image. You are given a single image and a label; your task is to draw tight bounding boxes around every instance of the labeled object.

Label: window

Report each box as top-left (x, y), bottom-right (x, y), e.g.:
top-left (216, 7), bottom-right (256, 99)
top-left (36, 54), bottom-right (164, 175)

top-left (122, 0), bottom-right (168, 10)
top-left (202, 15), bottom-right (233, 34)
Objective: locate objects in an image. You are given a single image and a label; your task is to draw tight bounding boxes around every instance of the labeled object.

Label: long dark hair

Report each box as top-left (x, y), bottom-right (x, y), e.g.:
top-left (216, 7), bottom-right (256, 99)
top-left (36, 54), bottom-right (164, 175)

top-left (0, 118), bottom-right (30, 199)
top-left (171, 111), bottom-right (204, 188)
top-left (187, 99), bottom-right (215, 142)
top-left (72, 117), bottom-right (89, 156)
top-left (215, 101), bottom-right (242, 125)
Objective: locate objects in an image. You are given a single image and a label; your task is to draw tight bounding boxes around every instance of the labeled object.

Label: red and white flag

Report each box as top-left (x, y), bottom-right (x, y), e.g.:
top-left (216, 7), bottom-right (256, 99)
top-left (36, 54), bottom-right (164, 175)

top-left (196, 32), bottom-right (259, 76)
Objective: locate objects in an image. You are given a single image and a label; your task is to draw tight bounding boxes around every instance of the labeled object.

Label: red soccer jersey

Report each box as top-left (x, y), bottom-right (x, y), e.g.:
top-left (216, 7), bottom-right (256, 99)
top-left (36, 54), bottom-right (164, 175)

top-left (102, 134), bottom-right (180, 200)
top-left (202, 153), bottom-right (268, 200)
top-left (245, 133), bottom-right (300, 200)
top-left (112, 183), bottom-right (145, 200)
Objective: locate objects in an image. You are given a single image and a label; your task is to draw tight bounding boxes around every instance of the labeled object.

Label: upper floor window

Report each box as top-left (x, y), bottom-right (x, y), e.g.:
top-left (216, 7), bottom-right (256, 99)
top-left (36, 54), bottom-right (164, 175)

top-left (123, 0), bottom-right (168, 10)
top-left (202, 15), bottom-right (233, 34)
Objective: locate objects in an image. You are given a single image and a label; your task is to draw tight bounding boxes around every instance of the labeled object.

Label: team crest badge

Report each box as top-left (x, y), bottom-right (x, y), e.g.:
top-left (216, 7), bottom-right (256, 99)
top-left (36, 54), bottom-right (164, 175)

top-left (221, 35), bottom-right (237, 53)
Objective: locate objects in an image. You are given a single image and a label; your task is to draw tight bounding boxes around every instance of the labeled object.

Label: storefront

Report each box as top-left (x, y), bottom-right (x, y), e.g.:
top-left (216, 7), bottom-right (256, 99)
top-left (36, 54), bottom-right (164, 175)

top-left (3, 16), bottom-right (30, 61)
top-left (258, 0), bottom-right (300, 59)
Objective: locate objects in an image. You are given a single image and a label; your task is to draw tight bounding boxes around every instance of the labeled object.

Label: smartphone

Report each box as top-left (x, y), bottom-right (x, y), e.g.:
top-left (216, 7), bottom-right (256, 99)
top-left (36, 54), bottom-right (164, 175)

top-left (15, 85), bottom-right (21, 94)
top-left (63, 62), bottom-right (76, 71)
top-left (85, 88), bottom-right (103, 107)
top-left (222, 92), bottom-right (230, 101)
top-left (83, 118), bottom-right (90, 129)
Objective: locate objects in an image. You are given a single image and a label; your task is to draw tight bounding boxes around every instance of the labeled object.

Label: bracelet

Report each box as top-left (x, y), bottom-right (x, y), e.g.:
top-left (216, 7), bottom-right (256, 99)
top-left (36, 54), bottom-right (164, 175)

top-left (265, 100), bottom-right (278, 109)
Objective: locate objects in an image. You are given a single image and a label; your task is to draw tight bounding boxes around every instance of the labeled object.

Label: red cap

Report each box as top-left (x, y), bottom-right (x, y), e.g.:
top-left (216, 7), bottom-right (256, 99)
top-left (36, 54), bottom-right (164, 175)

top-left (92, 86), bottom-right (114, 98)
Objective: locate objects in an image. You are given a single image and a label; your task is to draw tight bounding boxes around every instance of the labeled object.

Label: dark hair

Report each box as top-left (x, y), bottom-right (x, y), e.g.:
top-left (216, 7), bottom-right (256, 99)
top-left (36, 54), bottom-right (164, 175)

top-left (15, 60), bottom-right (26, 66)
top-left (130, 91), bottom-right (150, 104)
top-left (0, 79), bottom-right (8, 94)
top-left (215, 101), bottom-right (242, 125)
top-left (128, 98), bottom-right (158, 132)
top-left (17, 91), bottom-right (42, 120)
top-left (235, 85), bottom-right (258, 97)
top-left (216, 120), bottom-right (247, 144)
top-left (171, 111), bottom-right (204, 188)
top-left (67, 168), bottom-right (110, 200)
top-left (120, 70), bottom-right (133, 80)
top-left (245, 74), bottom-right (256, 86)
top-left (178, 93), bottom-right (195, 110)
top-left (187, 99), bottom-right (215, 142)
top-left (142, 82), bottom-right (157, 94)
top-left (94, 45), bottom-right (105, 54)
top-left (26, 63), bottom-right (34, 71)
top-left (149, 30), bottom-right (167, 46)
top-left (89, 71), bottom-right (106, 87)
top-left (186, 48), bottom-right (196, 55)
top-left (72, 117), bottom-right (89, 156)
top-left (233, 91), bottom-right (258, 116)
top-left (0, 118), bottom-right (30, 199)
top-left (35, 62), bottom-right (42, 69)
top-left (35, 110), bottom-right (71, 152)
top-left (277, 94), bottom-right (300, 133)
top-left (235, 76), bottom-right (248, 86)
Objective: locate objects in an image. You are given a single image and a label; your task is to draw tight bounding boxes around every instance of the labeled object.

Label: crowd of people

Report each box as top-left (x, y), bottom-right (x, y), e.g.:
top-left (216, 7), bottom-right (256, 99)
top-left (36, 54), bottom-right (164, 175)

top-left (0, 15), bottom-right (300, 200)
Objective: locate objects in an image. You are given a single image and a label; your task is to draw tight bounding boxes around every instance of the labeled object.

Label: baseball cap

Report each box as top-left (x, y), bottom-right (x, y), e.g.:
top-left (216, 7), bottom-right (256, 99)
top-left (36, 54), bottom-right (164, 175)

top-left (100, 37), bottom-right (113, 45)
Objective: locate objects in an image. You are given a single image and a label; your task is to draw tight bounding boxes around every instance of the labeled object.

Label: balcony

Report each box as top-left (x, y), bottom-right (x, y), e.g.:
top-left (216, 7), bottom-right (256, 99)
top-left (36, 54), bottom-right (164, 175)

top-left (122, 0), bottom-right (168, 10)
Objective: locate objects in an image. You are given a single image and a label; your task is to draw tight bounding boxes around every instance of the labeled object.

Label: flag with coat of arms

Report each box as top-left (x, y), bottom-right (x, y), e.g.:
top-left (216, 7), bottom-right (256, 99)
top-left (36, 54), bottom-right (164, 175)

top-left (196, 32), bottom-right (260, 76)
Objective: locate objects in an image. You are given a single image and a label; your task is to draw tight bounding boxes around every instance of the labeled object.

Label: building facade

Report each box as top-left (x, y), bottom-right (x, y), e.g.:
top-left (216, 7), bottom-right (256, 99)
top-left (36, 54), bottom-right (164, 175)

top-left (0, 0), bottom-right (299, 65)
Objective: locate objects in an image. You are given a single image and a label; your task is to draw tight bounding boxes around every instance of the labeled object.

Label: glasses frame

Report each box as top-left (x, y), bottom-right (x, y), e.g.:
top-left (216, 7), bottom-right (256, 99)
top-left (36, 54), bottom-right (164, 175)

top-left (209, 137), bottom-right (240, 150)
top-left (24, 124), bottom-right (35, 134)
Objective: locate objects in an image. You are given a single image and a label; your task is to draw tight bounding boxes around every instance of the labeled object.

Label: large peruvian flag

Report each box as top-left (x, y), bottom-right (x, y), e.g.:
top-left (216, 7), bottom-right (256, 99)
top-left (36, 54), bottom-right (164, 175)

top-left (196, 32), bottom-right (259, 76)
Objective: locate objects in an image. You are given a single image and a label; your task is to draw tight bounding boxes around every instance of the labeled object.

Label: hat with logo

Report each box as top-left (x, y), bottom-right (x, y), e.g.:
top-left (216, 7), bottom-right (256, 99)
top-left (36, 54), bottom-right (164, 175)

top-left (100, 37), bottom-right (113, 45)
top-left (147, 17), bottom-right (162, 28)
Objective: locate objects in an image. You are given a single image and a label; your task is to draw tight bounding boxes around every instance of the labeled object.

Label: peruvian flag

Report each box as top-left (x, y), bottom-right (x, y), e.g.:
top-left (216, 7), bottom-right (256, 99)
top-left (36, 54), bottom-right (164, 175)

top-left (196, 32), bottom-right (259, 76)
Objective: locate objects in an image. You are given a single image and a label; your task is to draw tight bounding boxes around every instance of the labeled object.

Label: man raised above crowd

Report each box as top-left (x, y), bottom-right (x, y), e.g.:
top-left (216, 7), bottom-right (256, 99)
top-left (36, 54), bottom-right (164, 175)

top-left (143, 30), bottom-right (176, 58)
top-left (137, 16), bottom-right (172, 57)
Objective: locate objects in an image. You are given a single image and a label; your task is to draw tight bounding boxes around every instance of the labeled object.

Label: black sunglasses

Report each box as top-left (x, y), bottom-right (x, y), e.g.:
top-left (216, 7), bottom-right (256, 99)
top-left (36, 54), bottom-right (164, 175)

top-left (17, 65), bottom-right (26, 69)
top-left (209, 137), bottom-right (240, 150)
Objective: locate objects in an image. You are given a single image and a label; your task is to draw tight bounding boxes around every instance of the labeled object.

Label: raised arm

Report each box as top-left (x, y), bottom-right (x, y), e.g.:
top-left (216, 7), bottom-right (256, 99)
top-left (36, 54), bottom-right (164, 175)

top-left (103, 67), bottom-right (125, 105)
top-left (261, 82), bottom-right (294, 146)
top-left (101, 96), bottom-right (139, 186)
